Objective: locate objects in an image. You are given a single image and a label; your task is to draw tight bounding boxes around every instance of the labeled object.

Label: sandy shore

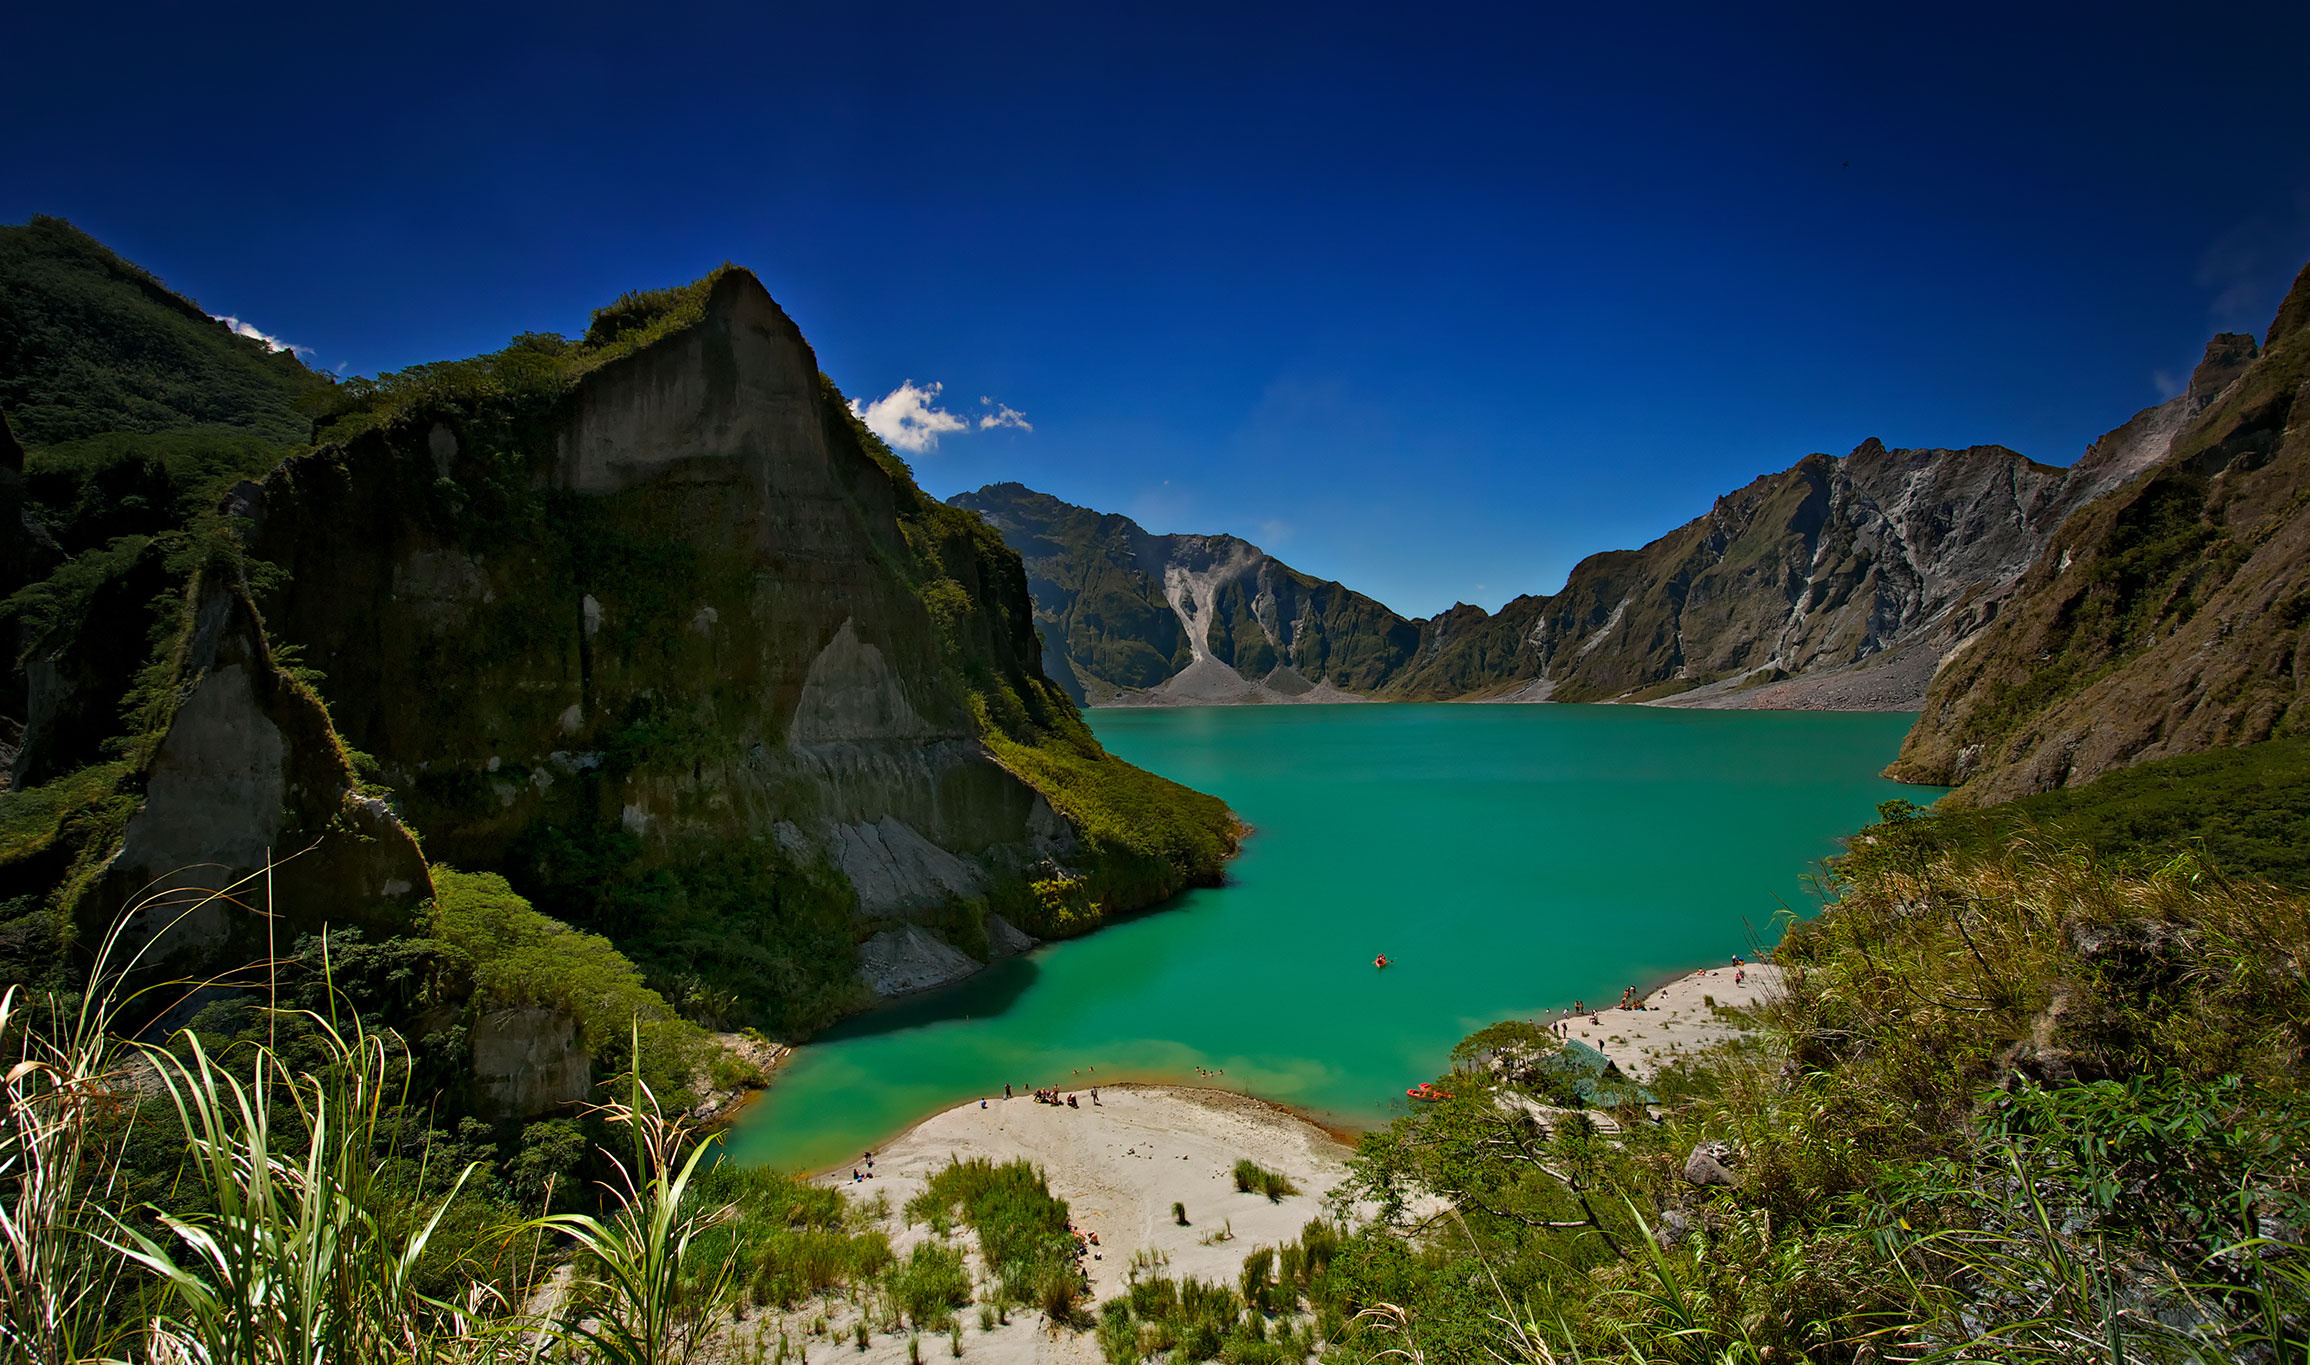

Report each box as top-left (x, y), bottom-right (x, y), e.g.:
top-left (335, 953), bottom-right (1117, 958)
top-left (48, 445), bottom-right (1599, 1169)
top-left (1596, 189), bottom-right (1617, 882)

top-left (750, 1084), bottom-right (1347, 1362)
top-left (1548, 962), bottom-right (1782, 1081)
top-left (824, 1084), bottom-right (1350, 1299)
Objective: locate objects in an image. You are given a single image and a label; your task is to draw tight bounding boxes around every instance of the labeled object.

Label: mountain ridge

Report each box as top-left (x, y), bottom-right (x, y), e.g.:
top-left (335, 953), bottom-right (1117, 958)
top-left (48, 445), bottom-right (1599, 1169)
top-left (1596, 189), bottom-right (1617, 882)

top-left (953, 354), bottom-right (2246, 715)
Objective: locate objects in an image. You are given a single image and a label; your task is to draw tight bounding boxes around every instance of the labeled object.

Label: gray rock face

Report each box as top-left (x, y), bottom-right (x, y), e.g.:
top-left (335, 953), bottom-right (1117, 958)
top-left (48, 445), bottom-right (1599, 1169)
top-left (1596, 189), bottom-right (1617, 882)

top-left (1889, 304), bottom-right (2310, 799)
top-left (90, 579), bottom-right (430, 981)
top-left (1683, 1141), bottom-right (1740, 1188)
top-left (836, 816), bottom-right (988, 917)
top-left (986, 913), bottom-right (1037, 958)
top-left (472, 1007), bottom-right (591, 1120)
top-left (858, 924), bottom-right (983, 996)
top-left (949, 484), bottom-right (1418, 705)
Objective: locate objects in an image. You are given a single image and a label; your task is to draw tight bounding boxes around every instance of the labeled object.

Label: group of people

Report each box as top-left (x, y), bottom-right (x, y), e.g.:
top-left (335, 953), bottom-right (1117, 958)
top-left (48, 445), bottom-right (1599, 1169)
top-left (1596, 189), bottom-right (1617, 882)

top-left (1002, 1081), bottom-right (1099, 1107)
top-left (848, 1150), bottom-right (877, 1183)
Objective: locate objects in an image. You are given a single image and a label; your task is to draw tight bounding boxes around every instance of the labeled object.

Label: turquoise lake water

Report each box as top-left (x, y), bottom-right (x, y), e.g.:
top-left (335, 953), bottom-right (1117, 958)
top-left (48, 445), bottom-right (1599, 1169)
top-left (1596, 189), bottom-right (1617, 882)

top-left (725, 704), bottom-right (1930, 1172)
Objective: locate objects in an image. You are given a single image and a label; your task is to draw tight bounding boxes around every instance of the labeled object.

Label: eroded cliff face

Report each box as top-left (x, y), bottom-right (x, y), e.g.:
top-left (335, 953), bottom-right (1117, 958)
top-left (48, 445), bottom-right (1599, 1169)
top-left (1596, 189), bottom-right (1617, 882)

top-left (1891, 269), bottom-right (2310, 801)
top-left (242, 272), bottom-right (1158, 1019)
top-left (87, 576), bottom-right (432, 979)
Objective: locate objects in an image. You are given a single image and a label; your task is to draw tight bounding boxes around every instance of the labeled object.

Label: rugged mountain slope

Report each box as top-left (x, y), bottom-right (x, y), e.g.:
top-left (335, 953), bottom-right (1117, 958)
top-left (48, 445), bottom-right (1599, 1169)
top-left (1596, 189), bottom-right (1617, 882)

top-left (1386, 398), bottom-right (2236, 706)
top-left (961, 371), bottom-right (2237, 711)
top-left (1890, 262), bottom-right (2310, 801)
top-left (0, 219), bottom-right (319, 788)
top-left (0, 237), bottom-right (1237, 1035)
top-left (950, 483), bottom-right (1417, 704)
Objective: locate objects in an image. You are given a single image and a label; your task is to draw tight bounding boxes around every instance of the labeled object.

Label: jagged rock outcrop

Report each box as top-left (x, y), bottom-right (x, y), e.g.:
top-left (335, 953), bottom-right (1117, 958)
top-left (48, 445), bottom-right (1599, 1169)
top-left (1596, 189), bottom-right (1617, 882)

top-left (1890, 264), bottom-right (2310, 800)
top-left (89, 576), bottom-right (432, 978)
top-left (950, 484), bottom-right (1417, 705)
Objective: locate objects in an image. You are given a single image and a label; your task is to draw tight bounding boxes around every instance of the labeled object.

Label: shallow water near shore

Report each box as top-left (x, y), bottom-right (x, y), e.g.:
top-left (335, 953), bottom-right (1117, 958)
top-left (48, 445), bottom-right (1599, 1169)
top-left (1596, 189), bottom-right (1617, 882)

top-left (726, 704), bottom-right (1931, 1172)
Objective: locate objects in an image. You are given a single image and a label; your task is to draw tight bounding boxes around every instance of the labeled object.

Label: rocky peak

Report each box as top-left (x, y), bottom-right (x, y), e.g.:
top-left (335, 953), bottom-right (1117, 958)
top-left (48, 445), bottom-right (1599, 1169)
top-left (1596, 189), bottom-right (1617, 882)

top-left (2265, 259), bottom-right (2310, 348)
top-left (2189, 333), bottom-right (2261, 403)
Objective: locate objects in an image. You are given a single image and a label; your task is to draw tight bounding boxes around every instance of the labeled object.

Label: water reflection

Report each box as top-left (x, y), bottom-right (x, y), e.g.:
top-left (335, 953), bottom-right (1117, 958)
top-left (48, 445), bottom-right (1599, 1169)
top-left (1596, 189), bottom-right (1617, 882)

top-left (811, 953), bottom-right (1042, 1041)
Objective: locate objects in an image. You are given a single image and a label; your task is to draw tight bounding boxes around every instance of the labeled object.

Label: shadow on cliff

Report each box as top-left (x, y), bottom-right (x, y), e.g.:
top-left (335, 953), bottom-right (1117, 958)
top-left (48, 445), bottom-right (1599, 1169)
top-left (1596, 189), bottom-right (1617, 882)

top-left (811, 955), bottom-right (1042, 1043)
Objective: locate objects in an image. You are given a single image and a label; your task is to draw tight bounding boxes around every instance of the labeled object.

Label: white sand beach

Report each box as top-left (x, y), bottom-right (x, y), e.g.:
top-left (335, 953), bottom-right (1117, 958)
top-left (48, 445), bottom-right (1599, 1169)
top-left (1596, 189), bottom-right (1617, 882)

top-left (1551, 962), bottom-right (1783, 1080)
top-left (825, 1083), bottom-right (1351, 1300)
top-left (739, 1084), bottom-right (1347, 1363)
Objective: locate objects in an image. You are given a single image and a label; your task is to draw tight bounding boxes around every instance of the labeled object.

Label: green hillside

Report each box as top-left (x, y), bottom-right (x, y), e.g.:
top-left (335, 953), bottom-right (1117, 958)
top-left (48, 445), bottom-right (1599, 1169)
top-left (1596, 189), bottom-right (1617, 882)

top-left (0, 215), bottom-right (320, 447)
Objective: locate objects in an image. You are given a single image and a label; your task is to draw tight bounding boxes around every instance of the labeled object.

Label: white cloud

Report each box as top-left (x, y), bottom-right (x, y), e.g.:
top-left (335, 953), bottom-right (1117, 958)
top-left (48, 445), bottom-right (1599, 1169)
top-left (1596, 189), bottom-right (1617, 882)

top-left (211, 313), bottom-right (313, 359)
top-left (849, 381), bottom-right (1032, 452)
top-left (978, 402), bottom-right (1032, 432)
top-left (849, 380), bottom-right (970, 453)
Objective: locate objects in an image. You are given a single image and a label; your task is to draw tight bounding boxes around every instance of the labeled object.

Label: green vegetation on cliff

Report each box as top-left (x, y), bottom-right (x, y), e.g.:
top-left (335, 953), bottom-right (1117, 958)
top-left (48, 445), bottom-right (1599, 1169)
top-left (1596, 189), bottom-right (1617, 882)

top-left (1860, 736), bottom-right (2310, 890)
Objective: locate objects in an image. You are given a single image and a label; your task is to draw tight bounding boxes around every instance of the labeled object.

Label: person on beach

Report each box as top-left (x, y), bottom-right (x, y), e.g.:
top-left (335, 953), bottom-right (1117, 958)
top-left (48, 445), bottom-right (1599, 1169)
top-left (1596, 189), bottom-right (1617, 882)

top-left (1091, 1086), bottom-right (1100, 1104)
top-left (1004, 1083), bottom-right (1012, 1099)
top-left (1067, 1093), bottom-right (1079, 1108)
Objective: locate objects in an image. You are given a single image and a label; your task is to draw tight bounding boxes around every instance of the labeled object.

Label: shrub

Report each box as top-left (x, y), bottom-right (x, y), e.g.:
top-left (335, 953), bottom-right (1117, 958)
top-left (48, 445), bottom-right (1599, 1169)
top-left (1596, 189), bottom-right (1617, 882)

top-left (905, 1157), bottom-right (1079, 1307)
top-left (1231, 1159), bottom-right (1298, 1203)
top-left (888, 1241), bottom-right (971, 1328)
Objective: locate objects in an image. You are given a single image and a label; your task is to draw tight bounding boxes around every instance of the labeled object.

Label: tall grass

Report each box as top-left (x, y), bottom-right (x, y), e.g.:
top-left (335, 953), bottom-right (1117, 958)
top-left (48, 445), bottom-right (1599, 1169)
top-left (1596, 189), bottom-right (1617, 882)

top-left (1230, 1159), bottom-right (1298, 1203)
top-left (0, 972), bottom-right (132, 1364)
top-left (519, 1032), bottom-right (739, 1365)
top-left (103, 1001), bottom-right (494, 1364)
top-left (0, 866), bottom-right (787, 1364)
top-left (1, 888), bottom-right (260, 1364)
top-left (903, 1157), bottom-right (1082, 1321)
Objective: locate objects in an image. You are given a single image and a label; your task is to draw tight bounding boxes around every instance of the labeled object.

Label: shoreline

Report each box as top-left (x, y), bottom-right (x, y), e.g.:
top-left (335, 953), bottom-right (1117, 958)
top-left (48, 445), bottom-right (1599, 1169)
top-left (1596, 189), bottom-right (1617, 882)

top-left (769, 1078), bottom-right (1363, 1181)
top-left (738, 958), bottom-right (1781, 1174)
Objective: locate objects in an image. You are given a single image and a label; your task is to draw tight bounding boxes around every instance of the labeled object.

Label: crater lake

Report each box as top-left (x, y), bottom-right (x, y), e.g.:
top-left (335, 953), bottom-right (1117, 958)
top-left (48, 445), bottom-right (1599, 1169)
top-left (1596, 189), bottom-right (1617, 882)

top-left (726, 704), bottom-right (1932, 1171)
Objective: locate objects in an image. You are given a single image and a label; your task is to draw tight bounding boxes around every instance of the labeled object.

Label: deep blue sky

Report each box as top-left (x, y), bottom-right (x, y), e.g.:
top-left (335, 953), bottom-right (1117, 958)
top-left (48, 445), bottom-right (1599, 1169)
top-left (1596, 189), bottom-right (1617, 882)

top-left (10, 3), bottom-right (2309, 618)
